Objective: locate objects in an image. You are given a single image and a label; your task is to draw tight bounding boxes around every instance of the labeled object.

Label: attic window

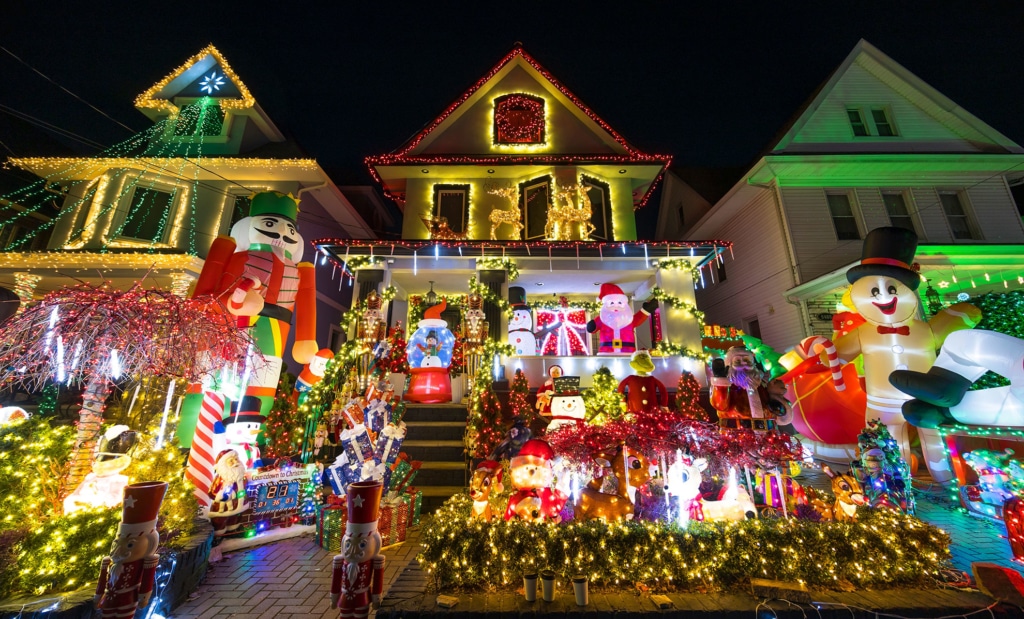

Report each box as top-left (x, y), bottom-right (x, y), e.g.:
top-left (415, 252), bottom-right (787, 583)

top-left (493, 94), bottom-right (545, 144)
top-left (847, 107), bottom-right (898, 137)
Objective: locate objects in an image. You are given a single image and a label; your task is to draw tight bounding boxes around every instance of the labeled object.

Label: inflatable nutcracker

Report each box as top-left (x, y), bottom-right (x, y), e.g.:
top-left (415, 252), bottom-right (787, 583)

top-left (178, 190), bottom-right (318, 449)
top-left (618, 350), bottom-right (668, 414)
top-left (586, 283), bottom-right (657, 354)
top-left (710, 346), bottom-right (792, 432)
top-left (95, 481), bottom-right (167, 619)
top-left (832, 227), bottom-right (979, 477)
top-left (330, 480), bottom-right (385, 619)
top-left (294, 348), bottom-right (335, 405)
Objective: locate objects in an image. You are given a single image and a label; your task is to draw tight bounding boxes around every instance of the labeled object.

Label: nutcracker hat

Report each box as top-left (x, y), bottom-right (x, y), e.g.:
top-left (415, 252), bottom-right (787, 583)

top-left (366, 290), bottom-right (382, 311)
top-left (598, 283), bottom-right (626, 300)
top-left (249, 190), bottom-right (299, 223)
top-left (346, 480), bottom-right (383, 535)
top-left (118, 481), bottom-right (167, 536)
top-left (511, 439), bottom-right (554, 469)
top-left (846, 226), bottom-right (921, 291)
top-left (508, 286), bottom-right (528, 308)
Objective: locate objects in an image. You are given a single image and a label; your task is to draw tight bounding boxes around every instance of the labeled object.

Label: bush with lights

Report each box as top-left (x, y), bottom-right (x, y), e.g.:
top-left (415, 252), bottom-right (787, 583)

top-left (582, 367), bottom-right (627, 425)
top-left (418, 493), bottom-right (950, 591)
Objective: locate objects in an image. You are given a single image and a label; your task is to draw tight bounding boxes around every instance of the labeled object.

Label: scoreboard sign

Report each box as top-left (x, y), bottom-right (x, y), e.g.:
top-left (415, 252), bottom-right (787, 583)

top-left (247, 468), bottom-right (310, 516)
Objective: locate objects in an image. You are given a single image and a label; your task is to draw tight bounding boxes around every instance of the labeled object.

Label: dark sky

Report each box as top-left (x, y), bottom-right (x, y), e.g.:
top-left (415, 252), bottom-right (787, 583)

top-left (3, 1), bottom-right (1024, 178)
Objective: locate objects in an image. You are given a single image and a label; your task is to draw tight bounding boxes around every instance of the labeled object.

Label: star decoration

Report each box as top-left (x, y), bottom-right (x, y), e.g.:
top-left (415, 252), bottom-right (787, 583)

top-left (123, 494), bottom-right (137, 509)
top-left (937, 281), bottom-right (950, 289)
top-left (200, 71), bottom-right (226, 94)
top-left (351, 494), bottom-right (364, 508)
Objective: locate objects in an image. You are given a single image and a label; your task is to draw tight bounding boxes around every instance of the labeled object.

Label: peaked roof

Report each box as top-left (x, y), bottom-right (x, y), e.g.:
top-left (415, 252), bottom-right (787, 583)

top-left (771, 39), bottom-right (1023, 154)
top-left (135, 45), bottom-right (256, 117)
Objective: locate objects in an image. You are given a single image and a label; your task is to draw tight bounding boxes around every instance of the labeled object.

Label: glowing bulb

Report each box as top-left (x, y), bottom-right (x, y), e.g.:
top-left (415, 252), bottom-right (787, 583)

top-left (109, 348), bottom-right (122, 379)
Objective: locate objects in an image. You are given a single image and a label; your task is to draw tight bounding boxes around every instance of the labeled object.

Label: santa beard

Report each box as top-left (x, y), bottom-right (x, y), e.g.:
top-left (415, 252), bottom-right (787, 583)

top-left (214, 455), bottom-right (246, 491)
top-left (729, 365), bottom-right (763, 391)
top-left (600, 297), bottom-right (633, 330)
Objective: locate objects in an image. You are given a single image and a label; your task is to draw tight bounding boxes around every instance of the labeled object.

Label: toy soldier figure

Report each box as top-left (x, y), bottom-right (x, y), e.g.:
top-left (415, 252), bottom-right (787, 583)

top-left (330, 480), bottom-right (386, 618)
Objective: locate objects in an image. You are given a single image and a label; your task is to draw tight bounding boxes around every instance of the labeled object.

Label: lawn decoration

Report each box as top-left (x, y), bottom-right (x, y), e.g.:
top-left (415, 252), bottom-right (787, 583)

top-left (586, 283), bottom-right (656, 354)
top-left (504, 439), bottom-right (567, 522)
top-left (547, 376), bottom-right (586, 432)
top-left (469, 460), bottom-right (504, 521)
top-left (811, 466), bottom-right (867, 522)
top-left (330, 480), bottom-right (385, 619)
top-left (617, 349), bottom-right (668, 414)
top-left (711, 346), bottom-right (792, 433)
top-left (405, 300), bottom-right (455, 403)
top-left (64, 425), bottom-right (136, 514)
top-left (576, 443), bottom-right (651, 521)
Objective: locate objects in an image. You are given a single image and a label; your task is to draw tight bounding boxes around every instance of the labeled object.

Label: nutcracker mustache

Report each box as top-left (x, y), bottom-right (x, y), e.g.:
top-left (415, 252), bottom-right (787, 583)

top-left (729, 365), bottom-right (763, 390)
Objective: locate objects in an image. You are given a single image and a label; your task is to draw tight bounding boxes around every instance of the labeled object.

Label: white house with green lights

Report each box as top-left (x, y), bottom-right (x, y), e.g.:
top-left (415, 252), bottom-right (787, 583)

top-left (659, 39), bottom-right (1024, 350)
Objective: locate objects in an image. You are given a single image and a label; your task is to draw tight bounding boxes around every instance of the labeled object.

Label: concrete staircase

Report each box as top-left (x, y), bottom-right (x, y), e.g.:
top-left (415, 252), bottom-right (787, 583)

top-left (401, 403), bottom-right (468, 514)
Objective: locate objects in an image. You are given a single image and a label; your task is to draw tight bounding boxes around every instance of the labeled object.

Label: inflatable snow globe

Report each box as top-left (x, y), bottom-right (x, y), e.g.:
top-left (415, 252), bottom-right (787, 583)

top-left (405, 300), bottom-right (455, 402)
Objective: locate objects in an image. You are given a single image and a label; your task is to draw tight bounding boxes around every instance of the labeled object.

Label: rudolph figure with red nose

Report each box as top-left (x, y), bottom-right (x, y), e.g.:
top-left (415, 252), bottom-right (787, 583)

top-left (834, 227), bottom-right (979, 480)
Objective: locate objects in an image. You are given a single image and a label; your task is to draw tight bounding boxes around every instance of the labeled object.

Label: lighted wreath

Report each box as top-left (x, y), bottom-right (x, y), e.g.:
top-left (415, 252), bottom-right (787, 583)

top-left (493, 94), bottom-right (545, 144)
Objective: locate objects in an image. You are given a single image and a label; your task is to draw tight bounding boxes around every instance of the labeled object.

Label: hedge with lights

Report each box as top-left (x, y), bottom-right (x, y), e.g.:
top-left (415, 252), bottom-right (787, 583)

top-left (967, 290), bottom-right (1024, 389)
top-left (419, 494), bottom-right (950, 592)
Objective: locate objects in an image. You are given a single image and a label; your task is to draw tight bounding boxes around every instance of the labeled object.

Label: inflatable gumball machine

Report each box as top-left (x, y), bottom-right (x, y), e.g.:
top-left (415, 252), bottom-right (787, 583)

top-left (404, 300), bottom-right (456, 403)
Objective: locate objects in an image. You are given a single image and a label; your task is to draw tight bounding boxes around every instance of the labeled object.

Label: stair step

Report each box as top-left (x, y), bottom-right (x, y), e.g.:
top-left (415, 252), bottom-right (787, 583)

top-left (401, 405), bottom-right (468, 423)
top-left (418, 485), bottom-right (465, 496)
top-left (402, 440), bottom-right (463, 447)
top-left (419, 461), bottom-right (466, 470)
top-left (405, 421), bottom-right (465, 427)
top-left (414, 467), bottom-right (467, 487)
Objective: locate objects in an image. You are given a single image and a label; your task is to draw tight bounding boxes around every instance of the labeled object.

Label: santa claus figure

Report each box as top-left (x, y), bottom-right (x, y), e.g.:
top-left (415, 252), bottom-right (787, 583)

top-left (330, 480), bottom-right (386, 619)
top-left (586, 283), bottom-right (657, 355)
top-left (711, 346), bottom-right (792, 432)
top-left (618, 350), bottom-right (668, 414)
top-left (535, 365), bottom-right (563, 415)
top-left (95, 481), bottom-right (167, 619)
top-left (208, 450), bottom-right (250, 539)
top-left (507, 286), bottom-right (537, 356)
top-left (504, 439), bottom-right (567, 522)
top-left (294, 348), bottom-right (335, 406)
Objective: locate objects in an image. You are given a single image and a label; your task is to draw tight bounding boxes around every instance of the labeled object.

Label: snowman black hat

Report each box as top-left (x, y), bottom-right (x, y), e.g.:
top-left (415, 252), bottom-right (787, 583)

top-left (846, 227), bottom-right (921, 291)
top-left (508, 286), bottom-right (528, 309)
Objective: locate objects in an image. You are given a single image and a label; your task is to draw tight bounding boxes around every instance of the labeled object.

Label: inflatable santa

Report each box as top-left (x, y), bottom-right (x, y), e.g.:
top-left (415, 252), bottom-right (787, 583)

top-left (710, 346), bottom-right (792, 432)
top-left (586, 283), bottom-right (657, 355)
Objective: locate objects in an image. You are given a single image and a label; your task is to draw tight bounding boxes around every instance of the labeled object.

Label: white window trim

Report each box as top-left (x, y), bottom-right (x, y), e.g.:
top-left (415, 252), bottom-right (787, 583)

top-left (824, 189), bottom-right (865, 241)
top-left (937, 189), bottom-right (983, 241)
top-left (846, 105), bottom-right (899, 138)
top-left (879, 188), bottom-right (922, 236)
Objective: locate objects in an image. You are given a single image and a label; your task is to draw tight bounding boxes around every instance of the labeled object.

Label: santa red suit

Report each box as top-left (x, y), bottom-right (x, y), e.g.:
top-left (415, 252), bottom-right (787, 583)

top-left (331, 480), bottom-right (385, 619)
top-left (586, 283), bottom-right (656, 355)
top-left (710, 347), bottom-right (789, 432)
top-left (95, 481), bottom-right (167, 619)
top-left (617, 374), bottom-right (668, 414)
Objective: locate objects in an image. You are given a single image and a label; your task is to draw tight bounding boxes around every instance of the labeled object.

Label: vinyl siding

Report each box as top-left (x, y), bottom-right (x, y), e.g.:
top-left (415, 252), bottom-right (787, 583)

top-left (780, 187), bottom-right (864, 281)
top-left (693, 188), bottom-right (806, 349)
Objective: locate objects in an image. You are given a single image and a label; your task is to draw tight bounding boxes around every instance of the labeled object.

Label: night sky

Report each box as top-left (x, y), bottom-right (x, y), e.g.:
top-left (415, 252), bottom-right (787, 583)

top-left (3, 2), bottom-right (1024, 177)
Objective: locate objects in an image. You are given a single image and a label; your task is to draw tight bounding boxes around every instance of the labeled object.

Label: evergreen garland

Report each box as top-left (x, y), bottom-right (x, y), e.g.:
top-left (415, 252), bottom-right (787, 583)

top-left (583, 367), bottom-right (627, 426)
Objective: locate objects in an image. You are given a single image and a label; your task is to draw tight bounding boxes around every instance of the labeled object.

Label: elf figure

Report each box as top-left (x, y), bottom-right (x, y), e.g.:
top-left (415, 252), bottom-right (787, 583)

top-left (294, 348), bottom-right (335, 406)
top-left (586, 283), bottom-right (657, 355)
top-left (95, 481), bottom-right (167, 619)
top-left (618, 350), bottom-right (668, 414)
top-left (330, 480), bottom-right (385, 619)
top-left (508, 286), bottom-right (537, 356)
top-left (832, 227), bottom-right (979, 478)
top-left (179, 190), bottom-right (318, 448)
top-left (504, 439), bottom-right (567, 522)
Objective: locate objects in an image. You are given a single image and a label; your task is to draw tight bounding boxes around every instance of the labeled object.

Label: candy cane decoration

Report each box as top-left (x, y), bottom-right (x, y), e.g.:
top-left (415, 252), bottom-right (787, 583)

top-left (799, 336), bottom-right (845, 392)
top-left (185, 391), bottom-right (226, 508)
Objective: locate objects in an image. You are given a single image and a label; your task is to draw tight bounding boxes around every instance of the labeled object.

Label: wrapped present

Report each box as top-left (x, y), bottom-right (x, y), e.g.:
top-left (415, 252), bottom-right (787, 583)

top-left (374, 422), bottom-right (407, 466)
top-left (326, 453), bottom-right (362, 494)
top-left (390, 401), bottom-right (407, 425)
top-left (316, 504), bottom-right (346, 551)
top-left (364, 398), bottom-right (390, 436)
top-left (378, 499), bottom-right (409, 546)
top-left (342, 401), bottom-right (365, 429)
top-left (405, 487), bottom-right (423, 526)
top-left (388, 460), bottom-right (422, 501)
top-left (341, 424), bottom-right (375, 467)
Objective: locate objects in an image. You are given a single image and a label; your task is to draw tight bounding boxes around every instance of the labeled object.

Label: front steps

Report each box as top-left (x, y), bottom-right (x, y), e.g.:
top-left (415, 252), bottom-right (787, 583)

top-left (402, 403), bottom-right (469, 513)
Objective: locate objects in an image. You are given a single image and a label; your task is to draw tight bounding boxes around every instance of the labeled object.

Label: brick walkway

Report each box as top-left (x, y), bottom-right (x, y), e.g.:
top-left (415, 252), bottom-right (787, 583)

top-left (170, 528), bottom-right (423, 619)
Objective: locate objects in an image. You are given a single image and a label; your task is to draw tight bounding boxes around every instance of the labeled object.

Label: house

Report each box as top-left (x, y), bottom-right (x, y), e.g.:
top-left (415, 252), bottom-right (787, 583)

top-left (315, 44), bottom-right (725, 389)
top-left (662, 39), bottom-right (1024, 352)
top-left (0, 45), bottom-right (375, 369)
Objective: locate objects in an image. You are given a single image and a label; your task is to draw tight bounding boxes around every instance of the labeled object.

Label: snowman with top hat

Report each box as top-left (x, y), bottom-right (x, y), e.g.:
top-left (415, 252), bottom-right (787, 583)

top-left (213, 395), bottom-right (266, 470)
top-left (831, 227), bottom-right (979, 481)
top-left (507, 286), bottom-right (537, 356)
top-left (546, 375), bottom-right (587, 433)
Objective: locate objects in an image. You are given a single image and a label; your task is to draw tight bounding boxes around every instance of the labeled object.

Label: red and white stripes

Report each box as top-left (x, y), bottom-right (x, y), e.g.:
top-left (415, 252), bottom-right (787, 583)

top-left (799, 336), bottom-right (845, 392)
top-left (185, 391), bottom-right (225, 508)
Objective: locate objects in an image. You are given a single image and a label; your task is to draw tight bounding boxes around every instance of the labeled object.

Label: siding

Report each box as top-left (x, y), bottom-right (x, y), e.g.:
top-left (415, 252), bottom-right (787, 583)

top-left (693, 188), bottom-right (806, 349)
top-left (780, 187), bottom-right (863, 281)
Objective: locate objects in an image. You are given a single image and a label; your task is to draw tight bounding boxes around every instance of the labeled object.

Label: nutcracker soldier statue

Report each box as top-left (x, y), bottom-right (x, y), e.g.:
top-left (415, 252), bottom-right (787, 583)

top-left (178, 190), bottom-right (318, 456)
top-left (95, 481), bottom-right (168, 618)
top-left (330, 480), bottom-right (386, 619)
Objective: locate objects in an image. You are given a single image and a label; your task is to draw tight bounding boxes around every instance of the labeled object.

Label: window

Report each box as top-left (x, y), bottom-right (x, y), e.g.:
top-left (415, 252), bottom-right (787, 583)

top-left (744, 317), bottom-right (762, 340)
top-left (826, 192), bottom-right (860, 240)
top-left (493, 94), bottom-right (545, 144)
top-left (581, 176), bottom-right (612, 240)
top-left (871, 108), bottom-right (896, 136)
top-left (847, 109), bottom-right (869, 137)
top-left (939, 191), bottom-right (977, 240)
top-left (715, 259), bottom-right (727, 283)
top-left (882, 192), bottom-right (915, 232)
top-left (120, 188), bottom-right (175, 241)
top-left (432, 184), bottom-right (469, 235)
top-left (519, 176), bottom-right (551, 240)
top-left (328, 325), bottom-right (346, 354)
top-left (228, 194), bottom-right (250, 232)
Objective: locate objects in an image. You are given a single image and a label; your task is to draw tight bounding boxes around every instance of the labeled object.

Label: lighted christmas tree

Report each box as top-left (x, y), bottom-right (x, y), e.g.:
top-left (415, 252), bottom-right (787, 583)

top-left (675, 371), bottom-right (710, 421)
top-left (384, 322), bottom-right (410, 373)
top-left (508, 369), bottom-right (539, 427)
top-left (466, 382), bottom-right (505, 459)
top-left (740, 334), bottom-right (785, 379)
top-left (262, 372), bottom-right (301, 461)
top-left (583, 367), bottom-right (627, 426)
top-left (36, 383), bottom-right (59, 417)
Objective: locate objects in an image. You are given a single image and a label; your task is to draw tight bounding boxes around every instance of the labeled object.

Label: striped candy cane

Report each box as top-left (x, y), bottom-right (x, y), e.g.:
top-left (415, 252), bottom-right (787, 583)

top-left (185, 391), bottom-right (226, 508)
top-left (798, 336), bottom-right (845, 392)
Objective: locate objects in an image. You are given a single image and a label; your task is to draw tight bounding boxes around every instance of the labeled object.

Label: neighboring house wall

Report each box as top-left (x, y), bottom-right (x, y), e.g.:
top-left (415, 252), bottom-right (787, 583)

top-left (655, 172), bottom-right (712, 241)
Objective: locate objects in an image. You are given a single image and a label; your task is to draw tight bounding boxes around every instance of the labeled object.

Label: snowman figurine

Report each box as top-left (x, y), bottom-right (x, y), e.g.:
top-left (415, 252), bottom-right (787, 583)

top-left (547, 376), bottom-right (586, 433)
top-left (214, 397), bottom-right (266, 471)
top-left (507, 286), bottom-right (537, 356)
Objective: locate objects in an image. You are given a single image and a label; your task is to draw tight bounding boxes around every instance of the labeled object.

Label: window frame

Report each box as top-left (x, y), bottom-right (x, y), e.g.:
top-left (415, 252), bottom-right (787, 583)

top-left (880, 189), bottom-right (919, 235)
top-left (580, 175), bottom-right (613, 241)
top-left (519, 175), bottom-right (552, 241)
top-left (492, 93), bottom-right (546, 145)
top-left (937, 189), bottom-right (982, 240)
top-left (114, 182), bottom-right (180, 244)
top-left (870, 107), bottom-right (897, 137)
top-left (846, 108), bottom-right (870, 137)
top-left (846, 105), bottom-right (899, 137)
top-left (825, 190), bottom-right (863, 241)
top-left (432, 184), bottom-right (470, 236)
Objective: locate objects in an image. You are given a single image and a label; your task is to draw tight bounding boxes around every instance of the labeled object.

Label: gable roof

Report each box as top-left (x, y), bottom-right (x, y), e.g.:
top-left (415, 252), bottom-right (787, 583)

top-left (771, 39), bottom-right (1023, 154)
top-left (135, 45), bottom-right (255, 118)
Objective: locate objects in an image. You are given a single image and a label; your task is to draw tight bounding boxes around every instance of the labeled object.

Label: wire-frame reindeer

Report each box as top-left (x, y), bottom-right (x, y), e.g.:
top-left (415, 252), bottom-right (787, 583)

top-left (487, 186), bottom-right (524, 240)
top-left (546, 184), bottom-right (595, 241)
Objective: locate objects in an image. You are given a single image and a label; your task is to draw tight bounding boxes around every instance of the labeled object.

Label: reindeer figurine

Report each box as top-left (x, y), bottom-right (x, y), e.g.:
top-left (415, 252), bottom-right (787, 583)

top-left (666, 456), bottom-right (756, 522)
top-left (547, 184), bottom-right (596, 241)
top-left (469, 460), bottom-right (504, 521)
top-left (487, 186), bottom-right (524, 240)
top-left (577, 443), bottom-right (651, 521)
top-left (811, 465), bottom-right (867, 522)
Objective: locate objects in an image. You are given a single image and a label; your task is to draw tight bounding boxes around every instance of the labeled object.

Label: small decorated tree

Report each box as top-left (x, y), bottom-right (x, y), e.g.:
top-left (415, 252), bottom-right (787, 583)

top-left (675, 371), bottom-right (710, 421)
top-left (508, 369), bottom-right (538, 426)
top-left (385, 322), bottom-right (410, 373)
top-left (583, 367), bottom-right (627, 426)
top-left (263, 372), bottom-right (301, 461)
top-left (466, 381), bottom-right (505, 459)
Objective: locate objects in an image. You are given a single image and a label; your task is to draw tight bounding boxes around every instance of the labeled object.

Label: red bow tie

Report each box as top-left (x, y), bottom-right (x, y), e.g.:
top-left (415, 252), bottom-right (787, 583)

top-left (877, 325), bottom-right (910, 336)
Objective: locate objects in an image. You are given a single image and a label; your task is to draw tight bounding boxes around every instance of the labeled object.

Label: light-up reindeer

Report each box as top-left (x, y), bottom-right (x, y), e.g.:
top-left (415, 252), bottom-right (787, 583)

top-left (576, 443), bottom-right (650, 521)
top-left (666, 456), bottom-right (756, 522)
top-left (547, 184), bottom-right (595, 241)
top-left (469, 460), bottom-right (504, 521)
top-left (811, 465), bottom-right (867, 522)
top-left (487, 186), bottom-right (523, 240)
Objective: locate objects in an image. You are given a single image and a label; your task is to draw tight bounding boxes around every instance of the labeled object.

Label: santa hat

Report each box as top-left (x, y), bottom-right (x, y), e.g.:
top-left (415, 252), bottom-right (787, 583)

top-left (118, 481), bottom-right (167, 536)
top-left (511, 439), bottom-right (554, 470)
top-left (598, 283), bottom-right (625, 300)
top-left (346, 480), bottom-right (383, 535)
top-left (418, 299), bottom-right (448, 330)
top-left (476, 459), bottom-right (502, 473)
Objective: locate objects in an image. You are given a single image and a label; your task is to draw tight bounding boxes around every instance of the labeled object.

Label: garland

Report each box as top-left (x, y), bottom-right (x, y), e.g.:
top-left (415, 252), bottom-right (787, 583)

top-left (339, 285), bottom-right (396, 330)
top-left (408, 294), bottom-right (466, 325)
top-left (656, 258), bottom-right (700, 281)
top-left (652, 340), bottom-right (708, 362)
top-left (476, 257), bottom-right (520, 282)
top-left (469, 276), bottom-right (512, 318)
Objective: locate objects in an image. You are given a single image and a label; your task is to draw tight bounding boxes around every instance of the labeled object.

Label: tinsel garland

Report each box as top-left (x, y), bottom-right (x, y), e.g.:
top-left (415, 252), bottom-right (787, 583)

top-left (418, 494), bottom-right (950, 591)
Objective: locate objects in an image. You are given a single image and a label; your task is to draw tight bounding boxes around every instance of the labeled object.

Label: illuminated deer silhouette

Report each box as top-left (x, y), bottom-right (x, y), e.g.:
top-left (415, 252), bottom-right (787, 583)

top-left (487, 186), bottom-right (523, 240)
top-left (547, 184), bottom-right (595, 241)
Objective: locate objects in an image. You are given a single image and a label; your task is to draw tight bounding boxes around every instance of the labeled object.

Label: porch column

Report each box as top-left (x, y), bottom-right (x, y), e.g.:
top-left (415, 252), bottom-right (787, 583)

top-left (653, 266), bottom-right (706, 383)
